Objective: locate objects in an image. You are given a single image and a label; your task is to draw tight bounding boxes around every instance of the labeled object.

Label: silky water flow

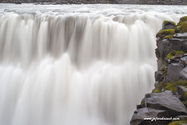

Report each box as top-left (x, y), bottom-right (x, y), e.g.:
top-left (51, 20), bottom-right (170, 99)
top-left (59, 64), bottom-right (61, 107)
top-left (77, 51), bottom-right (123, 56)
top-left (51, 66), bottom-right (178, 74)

top-left (0, 4), bottom-right (187, 125)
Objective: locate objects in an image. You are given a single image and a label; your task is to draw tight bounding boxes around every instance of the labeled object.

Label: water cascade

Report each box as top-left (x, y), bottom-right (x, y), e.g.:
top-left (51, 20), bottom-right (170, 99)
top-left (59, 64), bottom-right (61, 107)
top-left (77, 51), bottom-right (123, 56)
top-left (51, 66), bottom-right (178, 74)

top-left (0, 4), bottom-right (187, 125)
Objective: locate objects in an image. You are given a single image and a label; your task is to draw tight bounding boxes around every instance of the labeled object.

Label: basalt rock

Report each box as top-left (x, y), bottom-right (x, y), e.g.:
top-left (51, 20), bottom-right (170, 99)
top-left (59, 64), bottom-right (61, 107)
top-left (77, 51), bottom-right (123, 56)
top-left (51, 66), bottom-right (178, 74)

top-left (130, 108), bottom-right (169, 125)
top-left (167, 63), bottom-right (184, 81)
top-left (141, 91), bottom-right (187, 117)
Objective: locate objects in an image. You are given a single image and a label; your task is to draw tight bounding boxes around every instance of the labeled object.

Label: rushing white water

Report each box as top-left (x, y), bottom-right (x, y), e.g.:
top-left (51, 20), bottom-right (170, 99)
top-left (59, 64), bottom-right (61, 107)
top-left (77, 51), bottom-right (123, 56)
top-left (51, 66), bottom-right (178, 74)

top-left (0, 4), bottom-right (187, 125)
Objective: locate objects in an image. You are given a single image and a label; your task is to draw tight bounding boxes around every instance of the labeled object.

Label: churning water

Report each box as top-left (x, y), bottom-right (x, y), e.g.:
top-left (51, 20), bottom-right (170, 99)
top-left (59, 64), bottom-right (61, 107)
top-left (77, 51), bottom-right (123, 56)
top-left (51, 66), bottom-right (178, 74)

top-left (0, 4), bottom-right (187, 125)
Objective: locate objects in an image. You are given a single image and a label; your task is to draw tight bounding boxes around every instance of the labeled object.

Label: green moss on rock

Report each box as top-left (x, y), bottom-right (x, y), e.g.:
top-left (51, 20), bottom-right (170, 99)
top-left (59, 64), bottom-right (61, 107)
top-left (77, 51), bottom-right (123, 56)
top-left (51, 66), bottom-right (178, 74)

top-left (141, 102), bottom-right (145, 105)
top-left (164, 35), bottom-right (173, 40)
top-left (179, 21), bottom-right (187, 33)
top-left (174, 80), bottom-right (187, 86)
top-left (152, 88), bottom-right (160, 93)
top-left (168, 121), bottom-right (182, 125)
top-left (176, 16), bottom-right (187, 33)
top-left (156, 29), bottom-right (176, 37)
top-left (168, 119), bottom-right (187, 125)
top-left (163, 21), bottom-right (176, 27)
top-left (177, 16), bottom-right (187, 26)
top-left (163, 80), bottom-right (187, 94)
top-left (166, 50), bottom-right (185, 59)
top-left (164, 82), bottom-right (175, 94)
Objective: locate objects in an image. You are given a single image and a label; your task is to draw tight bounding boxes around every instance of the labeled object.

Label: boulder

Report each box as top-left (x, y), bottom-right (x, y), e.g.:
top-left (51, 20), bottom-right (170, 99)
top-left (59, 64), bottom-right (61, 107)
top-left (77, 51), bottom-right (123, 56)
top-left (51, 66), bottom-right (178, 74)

top-left (167, 63), bottom-right (184, 81)
top-left (141, 91), bottom-right (187, 117)
top-left (130, 108), bottom-right (169, 125)
top-left (162, 21), bottom-right (176, 29)
top-left (180, 67), bottom-right (187, 80)
top-left (176, 86), bottom-right (187, 101)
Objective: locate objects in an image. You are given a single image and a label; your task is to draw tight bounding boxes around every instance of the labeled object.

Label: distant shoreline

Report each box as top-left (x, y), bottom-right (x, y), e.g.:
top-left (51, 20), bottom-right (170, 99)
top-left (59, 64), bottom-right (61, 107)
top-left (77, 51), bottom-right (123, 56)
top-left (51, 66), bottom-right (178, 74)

top-left (1, 0), bottom-right (187, 5)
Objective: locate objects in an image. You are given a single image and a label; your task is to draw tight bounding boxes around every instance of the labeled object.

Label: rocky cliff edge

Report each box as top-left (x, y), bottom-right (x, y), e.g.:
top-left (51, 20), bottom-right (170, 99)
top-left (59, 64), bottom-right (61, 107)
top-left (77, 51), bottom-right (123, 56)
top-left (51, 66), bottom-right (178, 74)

top-left (130, 16), bottom-right (187, 125)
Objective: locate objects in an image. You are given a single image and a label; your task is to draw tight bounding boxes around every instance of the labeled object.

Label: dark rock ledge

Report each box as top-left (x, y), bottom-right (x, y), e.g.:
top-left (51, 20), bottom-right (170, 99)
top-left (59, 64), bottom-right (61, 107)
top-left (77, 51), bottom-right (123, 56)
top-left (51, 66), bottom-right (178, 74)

top-left (130, 16), bottom-right (187, 125)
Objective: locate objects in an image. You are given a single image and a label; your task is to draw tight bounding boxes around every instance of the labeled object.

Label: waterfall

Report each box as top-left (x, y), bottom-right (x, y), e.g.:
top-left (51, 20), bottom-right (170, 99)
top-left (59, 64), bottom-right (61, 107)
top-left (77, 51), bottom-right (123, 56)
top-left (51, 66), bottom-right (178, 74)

top-left (0, 4), bottom-right (186, 125)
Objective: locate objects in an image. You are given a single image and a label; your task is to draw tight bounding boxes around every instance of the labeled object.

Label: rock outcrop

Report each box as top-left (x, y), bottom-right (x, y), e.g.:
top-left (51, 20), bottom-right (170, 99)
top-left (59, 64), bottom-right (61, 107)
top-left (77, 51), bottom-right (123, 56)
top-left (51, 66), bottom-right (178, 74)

top-left (130, 16), bottom-right (187, 125)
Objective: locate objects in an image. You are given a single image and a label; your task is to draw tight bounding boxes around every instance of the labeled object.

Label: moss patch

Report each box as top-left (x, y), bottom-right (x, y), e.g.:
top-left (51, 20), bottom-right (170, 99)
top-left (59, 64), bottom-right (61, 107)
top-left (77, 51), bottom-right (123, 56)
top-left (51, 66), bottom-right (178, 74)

top-left (164, 80), bottom-right (187, 94)
top-left (168, 120), bottom-right (187, 125)
top-left (164, 82), bottom-right (176, 93)
top-left (177, 16), bottom-right (187, 26)
top-left (152, 88), bottom-right (160, 93)
top-left (175, 80), bottom-right (187, 86)
top-left (176, 16), bottom-right (187, 33)
top-left (141, 102), bottom-right (145, 105)
top-left (166, 50), bottom-right (185, 59)
top-left (168, 115), bottom-right (187, 125)
top-left (179, 21), bottom-right (187, 33)
top-left (156, 29), bottom-right (176, 37)
top-left (164, 35), bottom-right (173, 40)
top-left (152, 78), bottom-right (187, 95)
top-left (168, 121), bottom-right (182, 125)
top-left (163, 21), bottom-right (176, 27)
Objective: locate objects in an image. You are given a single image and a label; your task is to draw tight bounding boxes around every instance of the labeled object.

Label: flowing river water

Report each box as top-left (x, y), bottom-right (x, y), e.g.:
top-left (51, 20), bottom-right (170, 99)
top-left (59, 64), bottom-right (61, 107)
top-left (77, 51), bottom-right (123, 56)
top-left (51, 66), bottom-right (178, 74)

top-left (0, 4), bottom-right (187, 125)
